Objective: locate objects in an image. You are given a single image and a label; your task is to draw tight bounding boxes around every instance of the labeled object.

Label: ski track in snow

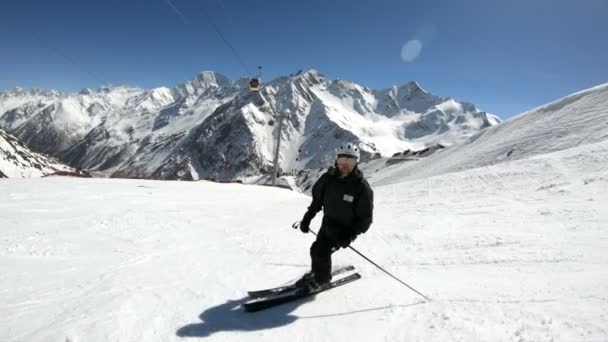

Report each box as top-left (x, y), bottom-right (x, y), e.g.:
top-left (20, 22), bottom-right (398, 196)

top-left (1, 136), bottom-right (608, 341)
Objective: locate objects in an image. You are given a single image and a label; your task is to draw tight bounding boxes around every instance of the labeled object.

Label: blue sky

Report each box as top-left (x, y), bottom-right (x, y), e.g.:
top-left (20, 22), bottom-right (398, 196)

top-left (1, 0), bottom-right (606, 119)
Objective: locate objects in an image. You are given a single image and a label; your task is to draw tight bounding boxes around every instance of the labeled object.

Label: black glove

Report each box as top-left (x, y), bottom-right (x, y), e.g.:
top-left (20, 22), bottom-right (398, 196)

top-left (333, 229), bottom-right (356, 248)
top-left (337, 233), bottom-right (356, 248)
top-left (299, 211), bottom-right (314, 233)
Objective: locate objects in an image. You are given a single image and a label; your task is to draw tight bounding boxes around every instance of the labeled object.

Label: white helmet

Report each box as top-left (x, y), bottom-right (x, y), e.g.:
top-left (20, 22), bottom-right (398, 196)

top-left (336, 142), bottom-right (360, 160)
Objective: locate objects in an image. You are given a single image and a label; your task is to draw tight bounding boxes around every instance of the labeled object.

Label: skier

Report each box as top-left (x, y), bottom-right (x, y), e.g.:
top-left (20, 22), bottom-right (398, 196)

top-left (296, 142), bottom-right (374, 290)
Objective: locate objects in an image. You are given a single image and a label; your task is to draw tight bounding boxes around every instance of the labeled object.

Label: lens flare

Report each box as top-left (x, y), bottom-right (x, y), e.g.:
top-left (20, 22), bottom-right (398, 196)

top-left (401, 40), bottom-right (423, 63)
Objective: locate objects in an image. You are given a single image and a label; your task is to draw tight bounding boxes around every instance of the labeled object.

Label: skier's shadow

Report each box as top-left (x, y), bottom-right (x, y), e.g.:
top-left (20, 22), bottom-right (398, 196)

top-left (176, 295), bottom-right (313, 338)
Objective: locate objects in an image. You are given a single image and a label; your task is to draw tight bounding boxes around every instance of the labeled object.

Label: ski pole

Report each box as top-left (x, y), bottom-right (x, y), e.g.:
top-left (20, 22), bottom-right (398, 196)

top-left (292, 222), bottom-right (431, 301)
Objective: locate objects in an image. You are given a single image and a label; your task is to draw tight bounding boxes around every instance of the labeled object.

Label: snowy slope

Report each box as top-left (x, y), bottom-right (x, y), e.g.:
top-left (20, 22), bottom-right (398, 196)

top-left (0, 70), bottom-right (499, 180)
top-left (368, 82), bottom-right (608, 186)
top-left (1, 137), bottom-right (607, 341)
top-left (0, 127), bottom-right (77, 178)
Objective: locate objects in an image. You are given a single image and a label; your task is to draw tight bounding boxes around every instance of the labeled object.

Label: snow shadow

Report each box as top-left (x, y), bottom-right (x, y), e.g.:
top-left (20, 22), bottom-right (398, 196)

top-left (176, 296), bottom-right (313, 338)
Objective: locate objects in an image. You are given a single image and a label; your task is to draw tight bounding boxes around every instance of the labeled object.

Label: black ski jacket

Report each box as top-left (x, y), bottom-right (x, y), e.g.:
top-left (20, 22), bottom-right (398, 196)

top-left (305, 166), bottom-right (374, 241)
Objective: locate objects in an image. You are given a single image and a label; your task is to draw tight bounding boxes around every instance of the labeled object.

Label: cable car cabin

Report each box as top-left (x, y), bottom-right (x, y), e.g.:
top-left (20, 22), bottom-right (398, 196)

top-left (249, 78), bottom-right (261, 91)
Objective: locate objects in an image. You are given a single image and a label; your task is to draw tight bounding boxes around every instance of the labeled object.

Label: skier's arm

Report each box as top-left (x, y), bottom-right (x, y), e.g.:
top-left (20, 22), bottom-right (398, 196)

top-left (299, 173), bottom-right (327, 231)
top-left (306, 173), bottom-right (327, 215)
top-left (352, 181), bottom-right (373, 235)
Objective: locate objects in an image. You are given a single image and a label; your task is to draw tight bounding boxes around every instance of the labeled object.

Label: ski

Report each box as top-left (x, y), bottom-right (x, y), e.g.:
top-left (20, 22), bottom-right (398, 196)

top-left (242, 272), bottom-right (361, 312)
top-left (247, 265), bottom-right (355, 298)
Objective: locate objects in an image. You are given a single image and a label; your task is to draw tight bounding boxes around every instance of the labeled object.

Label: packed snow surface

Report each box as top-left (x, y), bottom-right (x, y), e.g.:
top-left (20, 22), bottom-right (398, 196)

top-left (1, 138), bottom-right (607, 341)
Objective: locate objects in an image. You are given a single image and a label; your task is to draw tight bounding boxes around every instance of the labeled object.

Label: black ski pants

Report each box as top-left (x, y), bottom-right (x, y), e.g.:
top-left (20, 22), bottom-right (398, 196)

top-left (310, 225), bottom-right (339, 283)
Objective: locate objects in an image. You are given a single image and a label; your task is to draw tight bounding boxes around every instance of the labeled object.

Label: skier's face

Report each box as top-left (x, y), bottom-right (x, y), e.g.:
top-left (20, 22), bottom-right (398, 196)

top-left (336, 156), bottom-right (357, 175)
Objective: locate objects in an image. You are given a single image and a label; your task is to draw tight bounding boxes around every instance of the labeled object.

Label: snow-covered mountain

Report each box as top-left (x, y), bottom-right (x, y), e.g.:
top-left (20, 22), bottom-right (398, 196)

top-left (366, 82), bottom-right (608, 186)
top-left (0, 70), bottom-right (500, 180)
top-left (0, 126), bottom-right (79, 178)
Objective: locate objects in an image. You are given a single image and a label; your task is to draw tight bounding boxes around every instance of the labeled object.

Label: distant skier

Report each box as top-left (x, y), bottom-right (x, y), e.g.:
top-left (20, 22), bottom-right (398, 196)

top-left (296, 142), bottom-right (374, 290)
